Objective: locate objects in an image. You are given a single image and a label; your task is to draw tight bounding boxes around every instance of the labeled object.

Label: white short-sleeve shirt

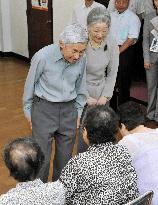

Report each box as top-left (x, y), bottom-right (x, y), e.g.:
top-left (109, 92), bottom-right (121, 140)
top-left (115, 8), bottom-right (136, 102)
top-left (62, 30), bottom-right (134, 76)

top-left (109, 9), bottom-right (141, 45)
top-left (72, 1), bottom-right (105, 28)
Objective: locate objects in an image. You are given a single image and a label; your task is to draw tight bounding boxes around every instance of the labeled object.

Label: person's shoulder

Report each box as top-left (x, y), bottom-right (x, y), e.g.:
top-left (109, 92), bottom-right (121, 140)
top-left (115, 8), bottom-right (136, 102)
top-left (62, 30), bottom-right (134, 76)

top-left (39, 44), bottom-right (57, 54)
top-left (145, 11), bottom-right (157, 20)
top-left (125, 9), bottom-right (140, 25)
top-left (71, 149), bottom-right (91, 164)
top-left (106, 35), bottom-right (119, 53)
top-left (115, 143), bottom-right (128, 150)
top-left (33, 44), bottom-right (56, 60)
top-left (107, 35), bottom-right (117, 46)
top-left (119, 133), bottom-right (134, 144)
top-left (115, 143), bottom-right (131, 156)
top-left (0, 188), bottom-right (16, 204)
top-left (125, 9), bottom-right (137, 17)
top-left (45, 180), bottom-right (66, 194)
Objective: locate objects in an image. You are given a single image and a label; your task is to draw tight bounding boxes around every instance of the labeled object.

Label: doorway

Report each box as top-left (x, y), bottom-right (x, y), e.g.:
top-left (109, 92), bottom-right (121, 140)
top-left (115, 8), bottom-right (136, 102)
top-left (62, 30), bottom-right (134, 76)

top-left (26, 0), bottom-right (53, 59)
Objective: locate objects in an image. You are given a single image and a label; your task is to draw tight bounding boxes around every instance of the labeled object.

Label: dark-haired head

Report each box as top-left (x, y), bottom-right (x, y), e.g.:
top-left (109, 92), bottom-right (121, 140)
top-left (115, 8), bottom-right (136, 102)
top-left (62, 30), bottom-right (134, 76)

top-left (117, 101), bottom-right (145, 131)
top-left (3, 137), bottom-right (44, 182)
top-left (82, 105), bottom-right (119, 145)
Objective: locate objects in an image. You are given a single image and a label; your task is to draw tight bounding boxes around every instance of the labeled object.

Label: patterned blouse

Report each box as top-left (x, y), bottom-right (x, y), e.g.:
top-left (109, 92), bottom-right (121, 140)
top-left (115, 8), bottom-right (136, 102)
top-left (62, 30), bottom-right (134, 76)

top-left (0, 179), bottom-right (66, 205)
top-left (60, 142), bottom-right (139, 205)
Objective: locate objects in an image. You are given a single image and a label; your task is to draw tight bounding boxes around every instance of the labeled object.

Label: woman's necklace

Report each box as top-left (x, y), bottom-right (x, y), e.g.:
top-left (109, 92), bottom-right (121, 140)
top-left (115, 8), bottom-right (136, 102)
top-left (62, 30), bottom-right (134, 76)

top-left (89, 39), bottom-right (102, 50)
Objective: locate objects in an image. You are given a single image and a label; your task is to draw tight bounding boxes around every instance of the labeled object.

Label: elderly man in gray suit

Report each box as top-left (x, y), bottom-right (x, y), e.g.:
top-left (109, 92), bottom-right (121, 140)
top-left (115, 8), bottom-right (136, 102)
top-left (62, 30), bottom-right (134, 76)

top-left (23, 24), bottom-right (88, 182)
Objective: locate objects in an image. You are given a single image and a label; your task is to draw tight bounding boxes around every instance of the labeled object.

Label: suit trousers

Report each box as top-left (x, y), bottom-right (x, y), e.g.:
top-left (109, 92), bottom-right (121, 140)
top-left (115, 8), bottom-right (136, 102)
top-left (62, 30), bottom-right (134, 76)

top-left (117, 46), bottom-right (134, 105)
top-left (31, 96), bottom-right (77, 182)
top-left (110, 46), bottom-right (134, 110)
top-left (146, 59), bottom-right (158, 122)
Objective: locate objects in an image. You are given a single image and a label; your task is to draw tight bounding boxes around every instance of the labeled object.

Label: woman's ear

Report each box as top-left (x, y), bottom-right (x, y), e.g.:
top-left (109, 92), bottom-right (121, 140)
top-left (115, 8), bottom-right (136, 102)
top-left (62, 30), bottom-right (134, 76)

top-left (119, 123), bottom-right (128, 137)
top-left (82, 127), bottom-right (90, 146)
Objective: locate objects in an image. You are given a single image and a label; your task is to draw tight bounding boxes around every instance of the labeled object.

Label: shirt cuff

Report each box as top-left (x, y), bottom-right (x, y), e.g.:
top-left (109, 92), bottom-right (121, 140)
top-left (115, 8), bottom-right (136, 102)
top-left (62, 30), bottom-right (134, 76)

top-left (23, 106), bottom-right (31, 121)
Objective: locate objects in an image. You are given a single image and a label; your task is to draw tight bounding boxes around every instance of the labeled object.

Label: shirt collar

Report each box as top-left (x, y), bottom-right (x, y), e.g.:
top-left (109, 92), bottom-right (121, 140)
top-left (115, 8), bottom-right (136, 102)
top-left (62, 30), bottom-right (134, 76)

top-left (53, 44), bottom-right (63, 62)
top-left (16, 179), bottom-right (43, 189)
top-left (116, 8), bottom-right (128, 15)
top-left (87, 142), bottom-right (113, 152)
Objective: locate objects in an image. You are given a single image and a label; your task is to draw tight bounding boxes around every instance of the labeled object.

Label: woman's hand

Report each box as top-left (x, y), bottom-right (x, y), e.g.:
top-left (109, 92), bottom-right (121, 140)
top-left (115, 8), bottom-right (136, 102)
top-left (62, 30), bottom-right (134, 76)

top-left (87, 97), bottom-right (97, 106)
top-left (97, 96), bottom-right (108, 105)
top-left (144, 63), bottom-right (151, 70)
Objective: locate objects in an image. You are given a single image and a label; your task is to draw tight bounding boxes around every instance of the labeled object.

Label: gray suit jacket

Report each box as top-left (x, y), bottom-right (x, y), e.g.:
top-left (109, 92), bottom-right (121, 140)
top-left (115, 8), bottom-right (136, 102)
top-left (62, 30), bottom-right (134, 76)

top-left (143, 12), bottom-right (158, 64)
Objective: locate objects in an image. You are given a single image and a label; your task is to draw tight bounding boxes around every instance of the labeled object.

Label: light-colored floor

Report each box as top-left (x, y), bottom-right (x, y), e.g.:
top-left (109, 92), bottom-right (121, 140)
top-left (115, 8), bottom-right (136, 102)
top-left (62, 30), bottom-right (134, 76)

top-left (0, 57), bottom-right (31, 194)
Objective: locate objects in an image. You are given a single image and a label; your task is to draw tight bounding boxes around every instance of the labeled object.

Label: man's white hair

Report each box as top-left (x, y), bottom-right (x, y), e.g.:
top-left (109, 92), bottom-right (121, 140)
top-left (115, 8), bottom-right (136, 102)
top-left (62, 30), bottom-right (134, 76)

top-left (59, 24), bottom-right (88, 44)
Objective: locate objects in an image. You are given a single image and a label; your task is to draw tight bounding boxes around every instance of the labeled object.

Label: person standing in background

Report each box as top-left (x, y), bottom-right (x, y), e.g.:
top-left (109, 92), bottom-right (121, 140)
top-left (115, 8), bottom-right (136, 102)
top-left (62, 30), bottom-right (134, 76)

top-left (72, 0), bottom-right (105, 28)
top-left (109, 0), bottom-right (141, 107)
top-left (143, 0), bottom-right (158, 123)
top-left (108, 0), bottom-right (144, 17)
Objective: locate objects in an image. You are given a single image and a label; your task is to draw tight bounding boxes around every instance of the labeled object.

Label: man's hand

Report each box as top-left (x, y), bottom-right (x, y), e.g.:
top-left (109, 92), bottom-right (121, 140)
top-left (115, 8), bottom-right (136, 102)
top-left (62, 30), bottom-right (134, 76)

top-left (77, 118), bottom-right (80, 129)
top-left (144, 62), bottom-right (151, 70)
top-left (119, 38), bottom-right (135, 54)
top-left (97, 96), bottom-right (108, 105)
top-left (28, 119), bottom-right (32, 130)
top-left (87, 97), bottom-right (97, 106)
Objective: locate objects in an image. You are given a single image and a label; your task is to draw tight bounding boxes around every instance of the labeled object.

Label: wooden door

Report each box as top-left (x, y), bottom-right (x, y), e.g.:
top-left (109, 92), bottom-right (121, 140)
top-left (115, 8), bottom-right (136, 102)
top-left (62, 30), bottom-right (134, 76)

top-left (26, 0), bottom-right (53, 59)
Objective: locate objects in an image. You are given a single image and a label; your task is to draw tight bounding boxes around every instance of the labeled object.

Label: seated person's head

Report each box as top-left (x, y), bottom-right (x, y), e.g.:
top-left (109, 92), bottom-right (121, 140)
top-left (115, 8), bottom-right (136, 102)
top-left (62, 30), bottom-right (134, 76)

top-left (81, 105), bottom-right (119, 145)
top-left (3, 137), bottom-right (44, 182)
top-left (118, 101), bottom-right (145, 135)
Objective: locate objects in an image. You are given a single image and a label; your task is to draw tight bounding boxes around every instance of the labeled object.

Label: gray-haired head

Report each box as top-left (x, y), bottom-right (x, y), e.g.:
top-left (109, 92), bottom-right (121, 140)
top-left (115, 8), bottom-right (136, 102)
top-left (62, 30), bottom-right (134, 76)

top-left (3, 137), bottom-right (44, 182)
top-left (59, 24), bottom-right (88, 44)
top-left (87, 7), bottom-right (111, 28)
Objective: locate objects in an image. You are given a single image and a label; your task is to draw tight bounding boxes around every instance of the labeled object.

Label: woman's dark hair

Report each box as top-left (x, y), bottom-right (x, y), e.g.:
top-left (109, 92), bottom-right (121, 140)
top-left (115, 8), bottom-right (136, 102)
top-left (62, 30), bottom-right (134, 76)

top-left (82, 105), bottom-right (119, 144)
top-left (3, 137), bottom-right (44, 182)
top-left (117, 101), bottom-right (145, 131)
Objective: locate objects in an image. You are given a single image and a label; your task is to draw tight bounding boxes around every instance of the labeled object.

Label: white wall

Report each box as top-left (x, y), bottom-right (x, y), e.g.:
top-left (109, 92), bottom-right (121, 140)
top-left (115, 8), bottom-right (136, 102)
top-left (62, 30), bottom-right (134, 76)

top-left (0, 0), bottom-right (82, 57)
top-left (0, 0), bottom-right (12, 52)
top-left (10, 0), bottom-right (29, 57)
top-left (0, 0), bottom-right (2, 51)
top-left (53, 0), bottom-right (82, 43)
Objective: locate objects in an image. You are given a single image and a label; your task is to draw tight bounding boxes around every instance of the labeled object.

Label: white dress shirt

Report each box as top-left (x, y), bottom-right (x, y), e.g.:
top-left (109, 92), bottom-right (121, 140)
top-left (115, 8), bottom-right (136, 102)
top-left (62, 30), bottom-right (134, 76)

top-left (109, 9), bottom-right (141, 45)
top-left (72, 1), bottom-right (105, 28)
